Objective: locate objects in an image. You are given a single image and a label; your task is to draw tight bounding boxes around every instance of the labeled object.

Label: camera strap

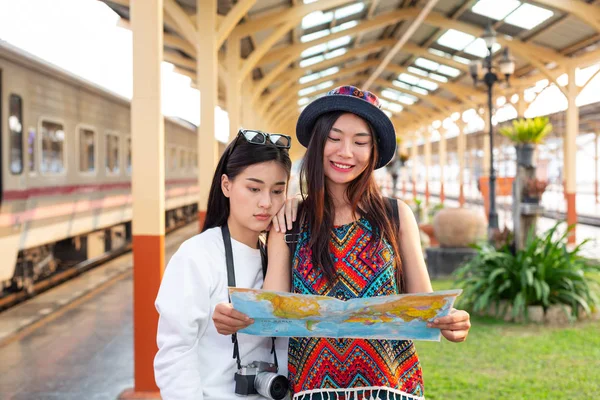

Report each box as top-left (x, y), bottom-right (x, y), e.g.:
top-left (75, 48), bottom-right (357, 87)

top-left (221, 225), bottom-right (278, 371)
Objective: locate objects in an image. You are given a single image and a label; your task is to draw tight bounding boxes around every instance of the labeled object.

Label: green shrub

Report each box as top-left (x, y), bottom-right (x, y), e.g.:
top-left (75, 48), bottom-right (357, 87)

top-left (454, 222), bottom-right (600, 321)
top-left (427, 203), bottom-right (444, 220)
top-left (498, 116), bottom-right (553, 144)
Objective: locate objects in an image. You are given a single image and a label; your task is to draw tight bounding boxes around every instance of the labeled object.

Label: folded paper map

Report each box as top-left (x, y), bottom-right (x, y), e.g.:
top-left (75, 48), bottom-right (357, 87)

top-left (229, 288), bottom-right (462, 341)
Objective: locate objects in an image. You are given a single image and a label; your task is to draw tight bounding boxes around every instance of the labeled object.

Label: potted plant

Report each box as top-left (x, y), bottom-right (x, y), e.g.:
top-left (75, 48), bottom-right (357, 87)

top-left (410, 198), bottom-right (423, 223)
top-left (522, 177), bottom-right (548, 203)
top-left (398, 152), bottom-right (409, 166)
top-left (498, 116), bottom-right (552, 167)
top-left (455, 223), bottom-right (600, 322)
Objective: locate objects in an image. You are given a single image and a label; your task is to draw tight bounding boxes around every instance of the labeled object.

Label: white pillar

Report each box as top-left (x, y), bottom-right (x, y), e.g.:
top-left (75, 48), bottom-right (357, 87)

top-left (424, 131), bottom-right (431, 205)
top-left (227, 34), bottom-right (241, 140)
top-left (130, 0), bottom-right (164, 394)
top-left (439, 129), bottom-right (447, 204)
top-left (565, 66), bottom-right (578, 243)
top-left (457, 122), bottom-right (466, 207)
top-left (411, 140), bottom-right (418, 199)
top-left (197, 0), bottom-right (219, 229)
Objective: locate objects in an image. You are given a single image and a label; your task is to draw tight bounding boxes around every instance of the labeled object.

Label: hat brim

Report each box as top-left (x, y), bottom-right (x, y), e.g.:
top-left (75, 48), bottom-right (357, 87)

top-left (296, 95), bottom-right (396, 169)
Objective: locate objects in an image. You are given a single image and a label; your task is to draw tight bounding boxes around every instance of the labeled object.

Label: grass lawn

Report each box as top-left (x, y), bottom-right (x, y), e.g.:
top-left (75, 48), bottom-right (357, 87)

top-left (417, 279), bottom-right (600, 399)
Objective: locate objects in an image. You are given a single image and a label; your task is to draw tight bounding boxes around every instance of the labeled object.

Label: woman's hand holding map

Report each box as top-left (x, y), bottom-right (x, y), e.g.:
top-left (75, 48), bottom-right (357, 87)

top-left (213, 302), bottom-right (253, 335)
top-left (427, 308), bottom-right (471, 342)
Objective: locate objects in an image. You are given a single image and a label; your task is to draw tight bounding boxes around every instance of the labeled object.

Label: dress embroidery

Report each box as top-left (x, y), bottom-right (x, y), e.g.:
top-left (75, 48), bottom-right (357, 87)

top-left (289, 218), bottom-right (425, 400)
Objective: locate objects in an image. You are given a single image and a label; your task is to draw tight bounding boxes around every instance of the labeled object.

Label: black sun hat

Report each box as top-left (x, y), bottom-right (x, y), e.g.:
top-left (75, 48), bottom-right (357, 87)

top-left (296, 85), bottom-right (397, 169)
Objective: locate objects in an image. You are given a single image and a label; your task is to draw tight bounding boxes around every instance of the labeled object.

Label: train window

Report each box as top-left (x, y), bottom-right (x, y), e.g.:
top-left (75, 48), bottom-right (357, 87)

top-left (126, 137), bottom-right (132, 175)
top-left (40, 120), bottom-right (65, 174)
top-left (169, 146), bottom-right (177, 171)
top-left (191, 151), bottom-right (197, 170)
top-left (79, 127), bottom-right (96, 173)
top-left (28, 128), bottom-right (36, 173)
top-left (179, 148), bottom-right (186, 169)
top-left (105, 133), bottom-right (120, 175)
top-left (9, 94), bottom-right (23, 174)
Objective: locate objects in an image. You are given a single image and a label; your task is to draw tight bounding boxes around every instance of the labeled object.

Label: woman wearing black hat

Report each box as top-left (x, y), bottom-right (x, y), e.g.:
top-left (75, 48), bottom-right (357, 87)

top-left (215, 86), bottom-right (471, 400)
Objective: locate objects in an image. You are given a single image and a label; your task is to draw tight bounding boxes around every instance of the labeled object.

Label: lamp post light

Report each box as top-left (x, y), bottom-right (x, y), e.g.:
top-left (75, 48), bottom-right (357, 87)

top-left (469, 24), bottom-right (515, 237)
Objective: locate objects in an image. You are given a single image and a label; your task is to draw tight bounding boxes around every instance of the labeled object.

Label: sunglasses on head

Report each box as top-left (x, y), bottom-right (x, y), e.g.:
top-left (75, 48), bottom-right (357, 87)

top-left (236, 129), bottom-right (292, 149)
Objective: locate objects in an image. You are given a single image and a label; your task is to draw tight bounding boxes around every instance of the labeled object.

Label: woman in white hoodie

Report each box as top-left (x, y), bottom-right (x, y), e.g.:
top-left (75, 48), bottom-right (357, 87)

top-left (154, 129), bottom-right (293, 400)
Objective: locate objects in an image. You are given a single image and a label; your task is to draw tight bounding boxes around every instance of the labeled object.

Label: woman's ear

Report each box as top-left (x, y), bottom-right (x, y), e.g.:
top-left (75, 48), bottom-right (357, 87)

top-left (221, 174), bottom-right (231, 198)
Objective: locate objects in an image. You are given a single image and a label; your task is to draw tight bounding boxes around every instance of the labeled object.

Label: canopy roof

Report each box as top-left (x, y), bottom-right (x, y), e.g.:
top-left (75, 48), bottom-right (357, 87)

top-left (101, 0), bottom-right (600, 138)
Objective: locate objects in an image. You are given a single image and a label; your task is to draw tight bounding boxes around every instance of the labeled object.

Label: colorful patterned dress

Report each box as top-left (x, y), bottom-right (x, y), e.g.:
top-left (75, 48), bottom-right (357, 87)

top-left (288, 217), bottom-right (424, 400)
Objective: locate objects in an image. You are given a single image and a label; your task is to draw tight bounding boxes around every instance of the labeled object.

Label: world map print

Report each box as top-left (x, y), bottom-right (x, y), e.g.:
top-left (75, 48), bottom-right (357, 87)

top-left (229, 288), bottom-right (462, 341)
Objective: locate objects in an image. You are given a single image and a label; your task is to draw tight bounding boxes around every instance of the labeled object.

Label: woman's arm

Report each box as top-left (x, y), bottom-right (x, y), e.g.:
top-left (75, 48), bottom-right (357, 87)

top-left (154, 242), bottom-right (208, 400)
top-left (394, 199), bottom-right (472, 342)
top-left (213, 227), bottom-right (292, 336)
top-left (263, 228), bottom-right (292, 292)
top-left (396, 199), bottom-right (433, 293)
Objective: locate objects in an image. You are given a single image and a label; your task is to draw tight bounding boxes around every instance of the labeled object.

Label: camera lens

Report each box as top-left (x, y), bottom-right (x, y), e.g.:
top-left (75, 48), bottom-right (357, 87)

top-left (254, 372), bottom-right (289, 400)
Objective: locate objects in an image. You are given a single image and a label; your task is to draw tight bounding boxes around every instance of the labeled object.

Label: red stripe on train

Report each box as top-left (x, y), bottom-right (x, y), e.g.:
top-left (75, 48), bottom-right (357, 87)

top-left (2, 178), bottom-right (198, 201)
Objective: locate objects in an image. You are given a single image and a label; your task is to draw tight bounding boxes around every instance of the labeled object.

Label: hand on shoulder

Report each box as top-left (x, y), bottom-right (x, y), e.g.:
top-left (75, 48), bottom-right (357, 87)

top-left (272, 194), bottom-right (302, 233)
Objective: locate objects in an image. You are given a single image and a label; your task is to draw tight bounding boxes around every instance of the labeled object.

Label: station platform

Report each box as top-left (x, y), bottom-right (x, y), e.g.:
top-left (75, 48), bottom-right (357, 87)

top-left (0, 222), bottom-right (197, 400)
top-left (0, 201), bottom-right (598, 400)
top-left (382, 182), bottom-right (600, 260)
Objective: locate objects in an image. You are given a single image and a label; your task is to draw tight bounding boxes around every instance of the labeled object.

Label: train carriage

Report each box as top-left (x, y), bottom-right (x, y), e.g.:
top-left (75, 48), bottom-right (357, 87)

top-left (0, 40), bottom-right (199, 295)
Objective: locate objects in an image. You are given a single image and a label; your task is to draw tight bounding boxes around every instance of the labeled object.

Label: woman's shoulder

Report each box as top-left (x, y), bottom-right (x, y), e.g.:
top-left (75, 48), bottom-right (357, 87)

top-left (176, 226), bottom-right (223, 257)
top-left (380, 196), bottom-right (411, 214)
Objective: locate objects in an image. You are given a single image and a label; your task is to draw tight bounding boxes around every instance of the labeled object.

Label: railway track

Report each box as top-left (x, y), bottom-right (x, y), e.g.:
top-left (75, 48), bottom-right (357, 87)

top-left (0, 221), bottom-right (191, 312)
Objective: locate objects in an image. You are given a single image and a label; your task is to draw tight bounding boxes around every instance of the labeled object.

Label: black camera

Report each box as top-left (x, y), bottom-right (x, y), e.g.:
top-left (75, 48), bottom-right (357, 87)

top-left (234, 361), bottom-right (289, 400)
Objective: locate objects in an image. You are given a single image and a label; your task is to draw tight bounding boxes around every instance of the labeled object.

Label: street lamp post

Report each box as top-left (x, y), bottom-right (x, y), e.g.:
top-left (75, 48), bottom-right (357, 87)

top-left (469, 24), bottom-right (515, 237)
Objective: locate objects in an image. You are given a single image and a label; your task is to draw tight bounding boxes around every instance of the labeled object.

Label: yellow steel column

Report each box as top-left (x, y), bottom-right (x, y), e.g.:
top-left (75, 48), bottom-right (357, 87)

top-left (482, 119), bottom-right (491, 220)
top-left (399, 139), bottom-right (408, 199)
top-left (483, 108), bottom-right (491, 177)
top-left (595, 131), bottom-right (599, 204)
top-left (227, 34), bottom-right (241, 140)
top-left (424, 131), bottom-right (431, 205)
top-left (126, 0), bottom-right (164, 397)
top-left (242, 80), bottom-right (254, 128)
top-left (439, 129), bottom-right (447, 205)
top-left (515, 89), bottom-right (527, 118)
top-left (197, 0), bottom-right (219, 230)
top-left (411, 139), bottom-right (418, 200)
top-left (457, 121), bottom-right (466, 207)
top-left (565, 66), bottom-right (578, 244)
top-left (468, 139), bottom-right (475, 198)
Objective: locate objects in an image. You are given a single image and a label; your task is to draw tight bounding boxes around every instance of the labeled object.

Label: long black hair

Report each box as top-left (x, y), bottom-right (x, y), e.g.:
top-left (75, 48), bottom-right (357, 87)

top-left (202, 136), bottom-right (292, 232)
top-left (300, 111), bottom-right (403, 290)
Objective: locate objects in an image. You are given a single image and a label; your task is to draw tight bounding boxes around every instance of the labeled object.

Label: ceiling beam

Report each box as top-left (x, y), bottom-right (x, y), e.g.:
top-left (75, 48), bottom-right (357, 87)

top-left (163, 32), bottom-right (196, 55)
top-left (565, 46), bottom-right (600, 69)
top-left (164, 50), bottom-right (196, 70)
top-left (372, 78), bottom-right (458, 111)
top-left (164, 0), bottom-right (197, 46)
top-left (257, 8), bottom-right (420, 68)
top-left (534, 0), bottom-right (600, 33)
top-left (232, 0), bottom-right (354, 38)
top-left (252, 55), bottom-right (296, 101)
top-left (384, 63), bottom-right (481, 99)
top-left (265, 60), bottom-right (378, 115)
top-left (424, 11), bottom-right (570, 66)
top-left (296, 60), bottom-right (380, 92)
top-left (403, 42), bottom-right (468, 71)
top-left (256, 38), bottom-right (396, 98)
top-left (239, 19), bottom-right (298, 81)
top-left (363, 0), bottom-right (439, 89)
top-left (216, 0), bottom-right (257, 48)
top-left (354, 0), bottom-right (382, 47)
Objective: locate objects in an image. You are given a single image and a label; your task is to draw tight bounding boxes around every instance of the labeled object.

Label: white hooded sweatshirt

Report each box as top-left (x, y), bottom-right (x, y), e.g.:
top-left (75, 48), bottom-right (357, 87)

top-left (154, 227), bottom-right (289, 400)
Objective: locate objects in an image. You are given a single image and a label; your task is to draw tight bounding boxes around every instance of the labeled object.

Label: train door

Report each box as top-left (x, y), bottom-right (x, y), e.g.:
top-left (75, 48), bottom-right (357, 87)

top-left (0, 68), bottom-right (3, 204)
